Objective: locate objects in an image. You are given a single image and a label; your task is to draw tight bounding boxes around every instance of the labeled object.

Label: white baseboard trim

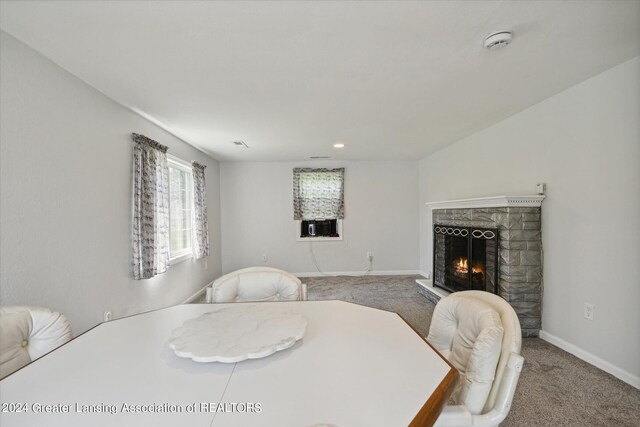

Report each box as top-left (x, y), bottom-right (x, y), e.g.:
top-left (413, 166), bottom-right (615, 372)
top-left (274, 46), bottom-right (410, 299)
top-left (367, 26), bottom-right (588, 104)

top-left (418, 270), bottom-right (430, 279)
top-left (295, 270), bottom-right (421, 278)
top-left (539, 330), bottom-right (640, 389)
top-left (181, 283), bottom-right (210, 304)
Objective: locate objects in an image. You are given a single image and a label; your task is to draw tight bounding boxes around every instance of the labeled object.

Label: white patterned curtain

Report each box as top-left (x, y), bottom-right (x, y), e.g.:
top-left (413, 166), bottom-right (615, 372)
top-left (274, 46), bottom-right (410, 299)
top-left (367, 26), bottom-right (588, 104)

top-left (131, 133), bottom-right (170, 280)
top-left (191, 161), bottom-right (209, 259)
top-left (293, 168), bottom-right (345, 220)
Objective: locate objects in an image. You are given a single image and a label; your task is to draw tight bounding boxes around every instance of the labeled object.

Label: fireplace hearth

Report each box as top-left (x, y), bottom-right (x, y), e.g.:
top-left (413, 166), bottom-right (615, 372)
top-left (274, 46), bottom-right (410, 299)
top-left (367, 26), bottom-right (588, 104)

top-left (433, 225), bottom-right (499, 294)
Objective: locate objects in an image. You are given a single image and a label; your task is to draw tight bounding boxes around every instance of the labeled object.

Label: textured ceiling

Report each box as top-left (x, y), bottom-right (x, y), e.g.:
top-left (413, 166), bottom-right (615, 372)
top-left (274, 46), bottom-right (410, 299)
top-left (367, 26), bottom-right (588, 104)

top-left (1, 1), bottom-right (638, 161)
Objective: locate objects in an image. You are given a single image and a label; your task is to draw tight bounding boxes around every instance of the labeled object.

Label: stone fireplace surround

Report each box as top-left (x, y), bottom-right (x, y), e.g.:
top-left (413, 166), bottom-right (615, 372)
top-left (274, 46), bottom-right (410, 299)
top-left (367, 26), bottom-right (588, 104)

top-left (421, 196), bottom-right (545, 337)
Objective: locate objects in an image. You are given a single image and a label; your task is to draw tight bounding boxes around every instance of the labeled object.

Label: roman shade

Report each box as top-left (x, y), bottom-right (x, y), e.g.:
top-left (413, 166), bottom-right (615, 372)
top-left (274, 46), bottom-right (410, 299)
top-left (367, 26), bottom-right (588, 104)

top-left (293, 168), bottom-right (345, 220)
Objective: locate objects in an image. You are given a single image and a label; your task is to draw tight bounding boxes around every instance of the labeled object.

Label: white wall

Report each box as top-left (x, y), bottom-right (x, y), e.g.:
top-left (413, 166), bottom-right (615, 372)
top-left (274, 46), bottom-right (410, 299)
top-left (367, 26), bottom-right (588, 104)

top-left (0, 32), bottom-right (222, 334)
top-left (221, 161), bottom-right (419, 275)
top-left (419, 57), bottom-right (640, 383)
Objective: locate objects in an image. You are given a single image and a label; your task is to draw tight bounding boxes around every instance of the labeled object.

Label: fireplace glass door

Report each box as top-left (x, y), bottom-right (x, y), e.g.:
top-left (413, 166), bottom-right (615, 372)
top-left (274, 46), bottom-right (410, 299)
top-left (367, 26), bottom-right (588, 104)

top-left (433, 225), bottom-right (498, 294)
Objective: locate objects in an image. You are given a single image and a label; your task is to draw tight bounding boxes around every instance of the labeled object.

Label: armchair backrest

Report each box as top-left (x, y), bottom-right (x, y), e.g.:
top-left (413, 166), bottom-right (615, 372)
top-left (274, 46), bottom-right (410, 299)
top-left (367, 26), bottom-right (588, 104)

top-left (209, 267), bottom-right (304, 303)
top-left (0, 306), bottom-right (73, 379)
top-left (455, 291), bottom-right (521, 413)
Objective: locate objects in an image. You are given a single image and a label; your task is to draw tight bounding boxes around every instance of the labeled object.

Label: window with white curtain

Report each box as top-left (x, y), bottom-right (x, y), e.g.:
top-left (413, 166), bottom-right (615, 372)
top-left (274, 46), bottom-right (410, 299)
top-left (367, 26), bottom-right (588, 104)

top-left (168, 156), bottom-right (193, 262)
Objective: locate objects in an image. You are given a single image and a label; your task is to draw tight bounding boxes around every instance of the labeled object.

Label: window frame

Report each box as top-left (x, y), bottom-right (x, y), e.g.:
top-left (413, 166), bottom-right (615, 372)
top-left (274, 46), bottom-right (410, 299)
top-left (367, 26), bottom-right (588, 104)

top-left (167, 155), bottom-right (194, 264)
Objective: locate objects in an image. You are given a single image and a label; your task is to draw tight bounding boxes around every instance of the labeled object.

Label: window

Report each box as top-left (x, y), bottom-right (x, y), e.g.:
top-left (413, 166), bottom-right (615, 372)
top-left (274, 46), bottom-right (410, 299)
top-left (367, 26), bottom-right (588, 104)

top-left (168, 157), bottom-right (193, 262)
top-left (293, 168), bottom-right (345, 240)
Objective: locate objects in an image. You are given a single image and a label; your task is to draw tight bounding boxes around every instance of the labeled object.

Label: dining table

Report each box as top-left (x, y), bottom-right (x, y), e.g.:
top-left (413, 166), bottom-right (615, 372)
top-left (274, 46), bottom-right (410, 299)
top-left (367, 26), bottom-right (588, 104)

top-left (0, 300), bottom-right (457, 427)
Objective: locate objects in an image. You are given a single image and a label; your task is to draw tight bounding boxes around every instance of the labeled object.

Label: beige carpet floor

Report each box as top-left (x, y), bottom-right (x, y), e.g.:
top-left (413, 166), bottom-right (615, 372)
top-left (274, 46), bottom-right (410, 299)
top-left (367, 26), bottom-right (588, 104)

top-left (302, 274), bottom-right (640, 427)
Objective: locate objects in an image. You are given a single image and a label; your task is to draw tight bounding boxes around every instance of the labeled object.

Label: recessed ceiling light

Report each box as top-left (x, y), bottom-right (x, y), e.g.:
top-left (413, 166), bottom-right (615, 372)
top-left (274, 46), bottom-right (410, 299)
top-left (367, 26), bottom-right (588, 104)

top-left (333, 143), bottom-right (345, 148)
top-left (232, 141), bottom-right (249, 148)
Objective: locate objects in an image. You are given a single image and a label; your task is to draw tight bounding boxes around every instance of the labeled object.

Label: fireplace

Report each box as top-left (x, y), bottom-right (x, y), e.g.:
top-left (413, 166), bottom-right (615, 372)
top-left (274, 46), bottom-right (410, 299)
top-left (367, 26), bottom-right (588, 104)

top-left (433, 225), bottom-right (499, 294)
top-left (420, 196), bottom-right (545, 337)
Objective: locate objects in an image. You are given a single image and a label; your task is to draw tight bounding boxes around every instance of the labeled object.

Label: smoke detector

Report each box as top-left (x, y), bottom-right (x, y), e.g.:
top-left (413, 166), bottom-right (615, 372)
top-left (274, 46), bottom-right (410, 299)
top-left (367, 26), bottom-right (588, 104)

top-left (484, 31), bottom-right (513, 50)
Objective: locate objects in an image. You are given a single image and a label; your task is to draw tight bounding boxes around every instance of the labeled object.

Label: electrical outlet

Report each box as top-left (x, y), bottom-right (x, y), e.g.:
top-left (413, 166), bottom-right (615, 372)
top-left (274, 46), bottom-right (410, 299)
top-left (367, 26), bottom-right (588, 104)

top-left (262, 253), bottom-right (267, 263)
top-left (366, 251), bottom-right (373, 261)
top-left (583, 303), bottom-right (594, 321)
top-left (103, 311), bottom-right (112, 322)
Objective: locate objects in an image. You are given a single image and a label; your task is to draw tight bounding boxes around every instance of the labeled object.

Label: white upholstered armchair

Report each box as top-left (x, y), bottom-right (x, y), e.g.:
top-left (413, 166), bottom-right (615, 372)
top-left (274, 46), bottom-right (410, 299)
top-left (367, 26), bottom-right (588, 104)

top-left (427, 291), bottom-right (524, 427)
top-left (0, 306), bottom-right (73, 379)
top-left (206, 267), bottom-right (307, 303)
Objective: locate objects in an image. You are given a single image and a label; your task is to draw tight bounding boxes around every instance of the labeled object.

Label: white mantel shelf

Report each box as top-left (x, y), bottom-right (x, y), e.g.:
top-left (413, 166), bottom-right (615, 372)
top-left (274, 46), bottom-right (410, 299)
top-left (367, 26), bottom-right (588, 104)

top-left (425, 195), bottom-right (545, 210)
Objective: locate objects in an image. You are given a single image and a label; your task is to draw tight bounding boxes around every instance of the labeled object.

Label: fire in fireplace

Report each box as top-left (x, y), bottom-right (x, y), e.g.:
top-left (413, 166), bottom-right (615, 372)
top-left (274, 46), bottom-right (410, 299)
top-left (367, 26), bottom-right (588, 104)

top-left (453, 257), bottom-right (485, 278)
top-left (433, 225), bottom-right (498, 294)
